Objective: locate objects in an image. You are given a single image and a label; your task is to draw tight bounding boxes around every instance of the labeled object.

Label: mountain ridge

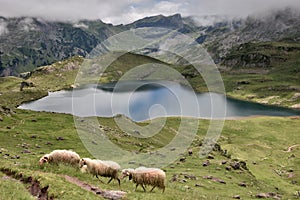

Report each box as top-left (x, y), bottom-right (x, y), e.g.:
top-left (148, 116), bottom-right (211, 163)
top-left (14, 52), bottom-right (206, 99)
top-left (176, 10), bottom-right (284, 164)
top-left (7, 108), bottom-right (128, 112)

top-left (0, 8), bottom-right (300, 76)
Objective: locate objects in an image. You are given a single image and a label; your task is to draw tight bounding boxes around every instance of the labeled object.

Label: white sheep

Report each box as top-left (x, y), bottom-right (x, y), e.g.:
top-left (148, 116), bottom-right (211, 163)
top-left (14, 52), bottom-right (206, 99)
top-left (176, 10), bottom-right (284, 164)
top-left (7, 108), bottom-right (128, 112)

top-left (39, 149), bottom-right (80, 166)
top-left (121, 167), bottom-right (166, 192)
top-left (80, 165), bottom-right (88, 173)
top-left (79, 158), bottom-right (121, 186)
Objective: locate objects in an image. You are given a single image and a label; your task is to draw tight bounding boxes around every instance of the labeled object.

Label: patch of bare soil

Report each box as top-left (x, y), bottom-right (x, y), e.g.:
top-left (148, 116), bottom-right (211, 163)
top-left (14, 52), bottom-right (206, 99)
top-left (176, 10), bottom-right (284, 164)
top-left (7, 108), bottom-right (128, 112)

top-left (64, 175), bottom-right (126, 200)
top-left (0, 168), bottom-right (53, 200)
top-left (285, 144), bottom-right (300, 152)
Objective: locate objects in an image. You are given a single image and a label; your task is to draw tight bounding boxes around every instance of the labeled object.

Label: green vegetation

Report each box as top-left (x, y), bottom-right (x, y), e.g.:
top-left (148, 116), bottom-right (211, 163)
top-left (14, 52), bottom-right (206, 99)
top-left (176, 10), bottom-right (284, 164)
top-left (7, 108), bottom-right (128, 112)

top-left (220, 42), bottom-right (300, 108)
top-left (0, 110), bottom-right (299, 199)
top-left (0, 51), bottom-right (299, 199)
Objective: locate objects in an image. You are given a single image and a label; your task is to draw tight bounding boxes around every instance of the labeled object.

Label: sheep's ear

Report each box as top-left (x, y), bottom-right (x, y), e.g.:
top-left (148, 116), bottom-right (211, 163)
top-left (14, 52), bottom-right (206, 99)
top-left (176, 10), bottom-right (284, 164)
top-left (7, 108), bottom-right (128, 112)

top-left (44, 156), bottom-right (49, 161)
top-left (129, 174), bottom-right (132, 180)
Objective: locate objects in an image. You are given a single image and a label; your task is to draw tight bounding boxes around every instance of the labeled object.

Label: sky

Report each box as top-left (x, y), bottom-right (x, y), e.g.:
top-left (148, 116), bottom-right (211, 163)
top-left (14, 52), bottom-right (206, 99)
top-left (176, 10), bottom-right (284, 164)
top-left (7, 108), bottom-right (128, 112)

top-left (0, 0), bottom-right (300, 24)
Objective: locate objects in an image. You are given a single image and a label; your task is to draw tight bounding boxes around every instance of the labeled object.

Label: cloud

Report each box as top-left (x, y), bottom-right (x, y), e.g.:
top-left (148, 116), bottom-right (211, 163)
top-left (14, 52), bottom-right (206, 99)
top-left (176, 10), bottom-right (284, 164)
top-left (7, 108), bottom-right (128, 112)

top-left (0, 19), bottom-right (9, 36)
top-left (73, 23), bottom-right (89, 29)
top-left (19, 18), bottom-right (36, 32)
top-left (0, 0), bottom-right (299, 24)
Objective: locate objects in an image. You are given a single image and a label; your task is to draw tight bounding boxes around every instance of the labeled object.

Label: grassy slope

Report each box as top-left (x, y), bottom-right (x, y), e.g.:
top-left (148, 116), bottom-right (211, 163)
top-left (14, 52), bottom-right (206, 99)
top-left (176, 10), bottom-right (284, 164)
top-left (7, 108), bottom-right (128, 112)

top-left (0, 52), bottom-right (299, 199)
top-left (220, 42), bottom-right (300, 108)
top-left (0, 110), bottom-right (299, 199)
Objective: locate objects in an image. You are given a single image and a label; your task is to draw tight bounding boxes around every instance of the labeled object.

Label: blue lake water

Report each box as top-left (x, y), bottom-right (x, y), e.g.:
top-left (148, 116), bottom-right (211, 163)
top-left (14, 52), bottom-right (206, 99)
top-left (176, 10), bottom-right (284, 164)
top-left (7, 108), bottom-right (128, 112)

top-left (18, 81), bottom-right (300, 121)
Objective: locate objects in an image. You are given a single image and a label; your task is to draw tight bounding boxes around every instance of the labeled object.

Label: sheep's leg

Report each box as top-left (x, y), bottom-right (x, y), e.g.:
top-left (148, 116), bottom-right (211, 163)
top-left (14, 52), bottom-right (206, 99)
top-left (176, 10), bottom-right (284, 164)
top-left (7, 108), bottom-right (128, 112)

top-left (141, 184), bottom-right (146, 192)
top-left (107, 178), bottom-right (113, 184)
top-left (117, 178), bottom-right (121, 186)
top-left (135, 184), bottom-right (139, 191)
top-left (95, 175), bottom-right (104, 183)
top-left (150, 186), bottom-right (156, 192)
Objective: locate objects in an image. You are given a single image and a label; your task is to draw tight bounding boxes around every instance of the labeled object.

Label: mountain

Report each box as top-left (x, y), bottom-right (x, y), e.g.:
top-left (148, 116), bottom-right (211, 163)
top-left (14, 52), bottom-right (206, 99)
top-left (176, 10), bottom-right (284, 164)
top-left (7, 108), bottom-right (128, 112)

top-left (0, 9), bottom-right (300, 76)
top-left (206, 8), bottom-right (300, 62)
top-left (0, 17), bottom-right (120, 76)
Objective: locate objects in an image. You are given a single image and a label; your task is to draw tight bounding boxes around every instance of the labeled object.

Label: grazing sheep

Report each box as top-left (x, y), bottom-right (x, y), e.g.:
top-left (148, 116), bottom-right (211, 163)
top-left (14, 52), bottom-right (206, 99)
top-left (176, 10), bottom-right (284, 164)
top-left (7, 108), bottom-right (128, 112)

top-left (121, 167), bottom-right (166, 192)
top-left (39, 150), bottom-right (80, 166)
top-left (80, 165), bottom-right (88, 173)
top-left (79, 158), bottom-right (121, 186)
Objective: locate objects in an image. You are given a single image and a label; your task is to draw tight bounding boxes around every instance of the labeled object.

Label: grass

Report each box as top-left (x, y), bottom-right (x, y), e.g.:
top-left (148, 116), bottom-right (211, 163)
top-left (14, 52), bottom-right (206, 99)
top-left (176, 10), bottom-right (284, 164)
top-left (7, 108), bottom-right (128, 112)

top-left (0, 109), bottom-right (299, 199)
top-left (0, 50), bottom-right (299, 199)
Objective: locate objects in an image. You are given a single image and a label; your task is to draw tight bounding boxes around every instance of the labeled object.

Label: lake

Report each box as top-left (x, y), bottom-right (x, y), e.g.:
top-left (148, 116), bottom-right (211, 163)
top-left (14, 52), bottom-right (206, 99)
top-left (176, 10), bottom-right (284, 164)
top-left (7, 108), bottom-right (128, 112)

top-left (18, 81), bottom-right (300, 121)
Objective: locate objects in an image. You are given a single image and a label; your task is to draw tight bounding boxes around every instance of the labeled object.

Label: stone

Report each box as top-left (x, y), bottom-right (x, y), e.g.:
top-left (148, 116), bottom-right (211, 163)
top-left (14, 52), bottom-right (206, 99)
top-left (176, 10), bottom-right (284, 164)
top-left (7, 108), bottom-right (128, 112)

top-left (238, 182), bottom-right (247, 187)
top-left (56, 137), bottom-right (65, 141)
top-left (203, 160), bottom-right (210, 167)
top-left (221, 160), bottom-right (227, 165)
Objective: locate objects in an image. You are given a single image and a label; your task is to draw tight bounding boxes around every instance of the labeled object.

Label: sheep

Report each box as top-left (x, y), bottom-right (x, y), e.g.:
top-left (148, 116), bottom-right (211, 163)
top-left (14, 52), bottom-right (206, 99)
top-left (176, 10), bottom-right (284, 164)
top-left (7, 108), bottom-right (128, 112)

top-left (121, 167), bottom-right (166, 192)
top-left (80, 165), bottom-right (88, 174)
top-left (39, 150), bottom-right (80, 166)
top-left (79, 158), bottom-right (121, 186)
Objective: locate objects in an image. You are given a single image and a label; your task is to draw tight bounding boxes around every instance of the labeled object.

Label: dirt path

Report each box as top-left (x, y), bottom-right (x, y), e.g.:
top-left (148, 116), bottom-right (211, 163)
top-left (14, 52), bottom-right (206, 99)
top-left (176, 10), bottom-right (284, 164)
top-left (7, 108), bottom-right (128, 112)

top-left (63, 175), bottom-right (126, 200)
top-left (285, 144), bottom-right (300, 152)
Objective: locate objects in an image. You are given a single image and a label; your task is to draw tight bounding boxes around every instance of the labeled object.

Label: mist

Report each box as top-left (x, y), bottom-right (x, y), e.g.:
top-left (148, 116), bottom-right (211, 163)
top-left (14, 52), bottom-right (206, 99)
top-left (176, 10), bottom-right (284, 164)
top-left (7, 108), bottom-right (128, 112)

top-left (0, 0), bottom-right (299, 24)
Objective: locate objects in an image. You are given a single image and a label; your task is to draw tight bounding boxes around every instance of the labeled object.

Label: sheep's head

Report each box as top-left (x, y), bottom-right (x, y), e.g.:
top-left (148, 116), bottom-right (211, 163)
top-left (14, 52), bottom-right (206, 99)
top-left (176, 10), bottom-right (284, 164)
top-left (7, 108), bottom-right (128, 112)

top-left (79, 158), bottom-right (87, 168)
top-left (39, 155), bottom-right (49, 165)
top-left (121, 169), bottom-right (133, 180)
top-left (80, 165), bottom-right (88, 173)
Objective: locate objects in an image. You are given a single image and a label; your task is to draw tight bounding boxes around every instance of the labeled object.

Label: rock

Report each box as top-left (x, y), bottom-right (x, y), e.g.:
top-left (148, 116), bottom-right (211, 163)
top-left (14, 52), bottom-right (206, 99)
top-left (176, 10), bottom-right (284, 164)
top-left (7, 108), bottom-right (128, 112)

top-left (45, 142), bottom-right (53, 145)
top-left (0, 115), bottom-right (3, 121)
top-left (207, 155), bottom-right (214, 159)
top-left (290, 93), bottom-right (300, 101)
top-left (238, 182), bottom-right (247, 187)
top-left (183, 174), bottom-right (197, 180)
top-left (233, 195), bottom-right (241, 199)
top-left (179, 179), bottom-right (187, 183)
top-left (170, 175), bottom-right (178, 182)
top-left (226, 166), bottom-right (231, 171)
top-left (291, 103), bottom-right (300, 109)
top-left (255, 193), bottom-right (268, 198)
top-left (30, 135), bottom-right (37, 139)
top-left (188, 149), bottom-right (193, 156)
top-left (212, 177), bottom-right (226, 184)
top-left (221, 160), bottom-right (227, 165)
top-left (203, 160), bottom-right (210, 167)
top-left (256, 192), bottom-right (281, 199)
top-left (230, 160), bottom-right (247, 170)
top-left (184, 185), bottom-right (190, 189)
top-left (203, 176), bottom-right (226, 184)
top-left (31, 119), bottom-right (37, 122)
top-left (195, 183), bottom-right (202, 187)
top-left (56, 137), bottom-right (65, 141)
top-left (10, 155), bottom-right (20, 159)
top-left (237, 80), bottom-right (250, 85)
top-left (170, 147), bottom-right (176, 151)
top-left (179, 157), bottom-right (186, 162)
top-left (22, 149), bottom-right (31, 154)
top-left (202, 175), bottom-right (213, 179)
top-left (288, 154), bottom-right (296, 159)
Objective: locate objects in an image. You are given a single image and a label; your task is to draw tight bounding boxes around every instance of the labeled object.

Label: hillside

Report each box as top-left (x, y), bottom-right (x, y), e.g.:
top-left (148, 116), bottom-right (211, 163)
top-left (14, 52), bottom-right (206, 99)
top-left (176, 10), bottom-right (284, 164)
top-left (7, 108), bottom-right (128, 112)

top-left (2, 8), bottom-right (300, 77)
top-left (0, 58), bottom-right (300, 199)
